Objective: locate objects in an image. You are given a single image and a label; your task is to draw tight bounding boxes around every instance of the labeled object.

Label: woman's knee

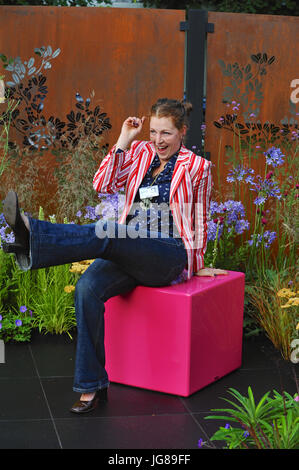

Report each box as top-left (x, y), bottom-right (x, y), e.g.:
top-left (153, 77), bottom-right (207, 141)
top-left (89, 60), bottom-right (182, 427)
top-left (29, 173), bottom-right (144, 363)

top-left (75, 274), bottom-right (91, 299)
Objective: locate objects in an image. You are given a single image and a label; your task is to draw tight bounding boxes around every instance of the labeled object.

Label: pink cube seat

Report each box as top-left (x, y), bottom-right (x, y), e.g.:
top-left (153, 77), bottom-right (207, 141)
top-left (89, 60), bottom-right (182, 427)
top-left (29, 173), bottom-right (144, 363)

top-left (104, 270), bottom-right (245, 397)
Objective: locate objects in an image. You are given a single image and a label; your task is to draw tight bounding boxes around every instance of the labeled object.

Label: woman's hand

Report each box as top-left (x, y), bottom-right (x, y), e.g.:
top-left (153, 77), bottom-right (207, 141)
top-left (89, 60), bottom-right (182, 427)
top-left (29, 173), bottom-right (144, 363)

top-left (195, 267), bottom-right (228, 277)
top-left (116, 116), bottom-right (146, 151)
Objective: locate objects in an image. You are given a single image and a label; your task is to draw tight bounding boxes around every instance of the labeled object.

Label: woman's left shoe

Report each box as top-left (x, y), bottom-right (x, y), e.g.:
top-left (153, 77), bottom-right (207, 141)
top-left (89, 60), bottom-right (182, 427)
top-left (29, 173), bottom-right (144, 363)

top-left (70, 387), bottom-right (108, 414)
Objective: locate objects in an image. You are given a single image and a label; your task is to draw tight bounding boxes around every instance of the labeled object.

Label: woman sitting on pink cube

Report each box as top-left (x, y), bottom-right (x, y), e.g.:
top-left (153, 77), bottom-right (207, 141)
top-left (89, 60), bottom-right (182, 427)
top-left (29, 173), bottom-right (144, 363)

top-left (2, 98), bottom-right (226, 413)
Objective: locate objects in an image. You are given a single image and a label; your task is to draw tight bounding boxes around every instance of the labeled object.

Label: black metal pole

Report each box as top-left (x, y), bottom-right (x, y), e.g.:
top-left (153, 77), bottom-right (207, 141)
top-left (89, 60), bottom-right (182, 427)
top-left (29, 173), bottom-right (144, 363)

top-left (184, 9), bottom-right (209, 158)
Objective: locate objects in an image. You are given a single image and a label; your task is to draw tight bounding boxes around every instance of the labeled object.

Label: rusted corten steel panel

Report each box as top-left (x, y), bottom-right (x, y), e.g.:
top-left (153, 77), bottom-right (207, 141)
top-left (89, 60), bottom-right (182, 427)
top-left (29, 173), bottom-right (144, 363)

top-left (0, 6), bottom-right (185, 213)
top-left (204, 12), bottom-right (299, 196)
top-left (0, 6), bottom-right (185, 148)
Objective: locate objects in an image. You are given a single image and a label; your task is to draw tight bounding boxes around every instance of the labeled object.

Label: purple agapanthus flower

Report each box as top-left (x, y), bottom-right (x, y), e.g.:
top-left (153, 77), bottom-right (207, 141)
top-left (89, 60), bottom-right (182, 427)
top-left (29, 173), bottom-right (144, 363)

top-left (253, 195), bottom-right (267, 206)
top-left (234, 218), bottom-right (250, 234)
top-left (0, 212), bottom-right (15, 247)
top-left (83, 205), bottom-right (97, 221)
top-left (247, 230), bottom-right (276, 248)
top-left (250, 175), bottom-right (281, 204)
top-left (209, 200), bottom-right (220, 216)
top-left (227, 165), bottom-right (255, 184)
top-left (264, 147), bottom-right (284, 167)
top-left (207, 200), bottom-right (250, 240)
top-left (95, 192), bottom-right (125, 221)
top-left (263, 230), bottom-right (277, 248)
top-left (207, 219), bottom-right (224, 241)
top-left (218, 200), bottom-right (246, 224)
top-left (247, 234), bottom-right (262, 247)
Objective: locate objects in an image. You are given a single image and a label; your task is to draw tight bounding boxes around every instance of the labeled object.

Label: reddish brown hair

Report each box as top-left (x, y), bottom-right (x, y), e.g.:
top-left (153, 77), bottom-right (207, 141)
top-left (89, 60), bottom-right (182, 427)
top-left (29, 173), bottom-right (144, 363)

top-left (150, 98), bottom-right (193, 130)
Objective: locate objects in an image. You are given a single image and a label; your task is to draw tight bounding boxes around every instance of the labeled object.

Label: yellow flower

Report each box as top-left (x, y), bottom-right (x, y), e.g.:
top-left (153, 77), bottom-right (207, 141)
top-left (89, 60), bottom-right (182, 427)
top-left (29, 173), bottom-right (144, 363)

top-left (281, 297), bottom-right (299, 308)
top-left (277, 288), bottom-right (296, 298)
top-left (64, 285), bottom-right (75, 293)
top-left (296, 323), bottom-right (299, 330)
top-left (288, 297), bottom-right (299, 306)
top-left (69, 259), bottom-right (95, 274)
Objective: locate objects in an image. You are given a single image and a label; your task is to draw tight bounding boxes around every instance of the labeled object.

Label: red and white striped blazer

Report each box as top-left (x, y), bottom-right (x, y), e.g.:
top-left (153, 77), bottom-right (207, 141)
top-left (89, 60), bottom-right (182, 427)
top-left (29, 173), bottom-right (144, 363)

top-left (93, 140), bottom-right (212, 279)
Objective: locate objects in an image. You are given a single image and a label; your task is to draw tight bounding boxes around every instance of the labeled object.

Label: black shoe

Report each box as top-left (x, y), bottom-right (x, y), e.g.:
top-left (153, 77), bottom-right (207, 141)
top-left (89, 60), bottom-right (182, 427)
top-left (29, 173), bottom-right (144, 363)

top-left (70, 387), bottom-right (108, 414)
top-left (2, 191), bottom-right (29, 255)
top-left (2, 241), bottom-right (28, 254)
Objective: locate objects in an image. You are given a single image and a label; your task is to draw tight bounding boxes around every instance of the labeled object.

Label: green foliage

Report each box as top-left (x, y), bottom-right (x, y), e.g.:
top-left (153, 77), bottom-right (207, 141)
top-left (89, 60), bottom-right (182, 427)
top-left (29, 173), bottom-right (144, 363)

top-left (0, 210), bottom-right (78, 342)
top-left (245, 269), bottom-right (299, 361)
top-left (0, 0), bottom-right (111, 6)
top-left (205, 387), bottom-right (299, 449)
top-left (0, 310), bottom-right (33, 342)
top-left (142, 0), bottom-right (299, 16)
top-left (31, 264), bottom-right (77, 338)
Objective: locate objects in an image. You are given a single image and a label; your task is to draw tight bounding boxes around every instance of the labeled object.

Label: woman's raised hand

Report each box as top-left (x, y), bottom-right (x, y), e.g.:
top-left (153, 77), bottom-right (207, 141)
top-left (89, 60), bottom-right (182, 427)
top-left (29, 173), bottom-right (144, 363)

top-left (116, 116), bottom-right (146, 151)
top-left (195, 267), bottom-right (228, 277)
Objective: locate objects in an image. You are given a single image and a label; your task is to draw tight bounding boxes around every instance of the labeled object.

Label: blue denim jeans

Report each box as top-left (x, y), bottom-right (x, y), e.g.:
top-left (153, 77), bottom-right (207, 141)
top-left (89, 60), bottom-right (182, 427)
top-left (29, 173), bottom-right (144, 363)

top-left (16, 218), bottom-right (187, 393)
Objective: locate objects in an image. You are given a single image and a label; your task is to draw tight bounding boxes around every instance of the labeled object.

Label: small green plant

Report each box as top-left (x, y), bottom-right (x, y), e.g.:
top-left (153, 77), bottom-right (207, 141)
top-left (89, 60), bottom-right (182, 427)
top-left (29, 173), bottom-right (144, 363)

top-left (28, 208), bottom-right (77, 338)
top-left (0, 306), bottom-right (33, 343)
top-left (204, 387), bottom-right (299, 449)
top-left (31, 263), bottom-right (77, 338)
top-left (0, 208), bottom-right (78, 340)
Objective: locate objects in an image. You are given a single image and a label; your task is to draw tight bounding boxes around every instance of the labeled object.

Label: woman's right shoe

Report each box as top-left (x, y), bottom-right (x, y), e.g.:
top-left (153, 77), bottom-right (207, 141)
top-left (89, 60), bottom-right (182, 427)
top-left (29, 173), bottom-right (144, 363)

top-left (70, 387), bottom-right (108, 414)
top-left (2, 191), bottom-right (29, 255)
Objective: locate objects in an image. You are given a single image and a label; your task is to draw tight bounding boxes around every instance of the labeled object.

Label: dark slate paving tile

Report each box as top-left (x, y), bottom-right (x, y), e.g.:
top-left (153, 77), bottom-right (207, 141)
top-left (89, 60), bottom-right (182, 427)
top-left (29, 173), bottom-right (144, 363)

top-left (242, 334), bottom-right (297, 373)
top-left (55, 414), bottom-right (203, 449)
top-left (0, 377), bottom-right (51, 420)
top-left (29, 332), bottom-right (77, 377)
top-left (0, 420), bottom-right (61, 449)
top-left (182, 367), bottom-right (297, 413)
top-left (0, 342), bottom-right (37, 378)
top-left (41, 377), bottom-right (187, 419)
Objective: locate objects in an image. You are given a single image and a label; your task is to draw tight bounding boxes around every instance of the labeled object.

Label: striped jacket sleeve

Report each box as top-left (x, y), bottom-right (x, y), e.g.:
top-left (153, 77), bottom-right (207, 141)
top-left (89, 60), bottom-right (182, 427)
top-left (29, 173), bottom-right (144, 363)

top-left (93, 141), bottom-right (139, 194)
top-left (192, 157), bottom-right (213, 272)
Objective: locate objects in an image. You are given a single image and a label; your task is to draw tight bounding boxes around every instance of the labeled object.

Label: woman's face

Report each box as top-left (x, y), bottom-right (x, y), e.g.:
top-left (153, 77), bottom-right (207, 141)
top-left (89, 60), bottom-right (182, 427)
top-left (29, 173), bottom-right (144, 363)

top-left (149, 116), bottom-right (186, 162)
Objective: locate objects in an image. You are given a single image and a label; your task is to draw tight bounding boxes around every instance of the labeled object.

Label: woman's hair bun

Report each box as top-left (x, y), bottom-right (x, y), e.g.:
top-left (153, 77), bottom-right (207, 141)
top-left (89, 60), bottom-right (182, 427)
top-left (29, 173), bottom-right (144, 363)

top-left (150, 98), bottom-right (193, 130)
top-left (181, 100), bottom-right (193, 116)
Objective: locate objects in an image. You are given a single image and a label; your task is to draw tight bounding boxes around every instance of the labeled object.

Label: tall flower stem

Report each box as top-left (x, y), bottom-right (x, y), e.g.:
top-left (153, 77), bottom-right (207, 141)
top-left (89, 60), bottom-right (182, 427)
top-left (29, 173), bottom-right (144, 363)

top-left (211, 220), bottom-right (221, 268)
top-left (217, 136), bottom-right (222, 198)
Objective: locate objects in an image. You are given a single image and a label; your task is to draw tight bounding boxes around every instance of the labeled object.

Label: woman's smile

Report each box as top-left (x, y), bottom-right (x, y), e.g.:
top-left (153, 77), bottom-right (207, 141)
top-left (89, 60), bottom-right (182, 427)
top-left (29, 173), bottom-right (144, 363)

top-left (150, 116), bottom-right (186, 161)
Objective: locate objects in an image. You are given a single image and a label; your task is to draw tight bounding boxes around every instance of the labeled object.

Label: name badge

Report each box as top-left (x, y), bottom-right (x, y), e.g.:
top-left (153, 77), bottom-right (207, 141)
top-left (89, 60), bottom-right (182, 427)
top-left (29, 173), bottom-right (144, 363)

top-left (139, 185), bottom-right (159, 200)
